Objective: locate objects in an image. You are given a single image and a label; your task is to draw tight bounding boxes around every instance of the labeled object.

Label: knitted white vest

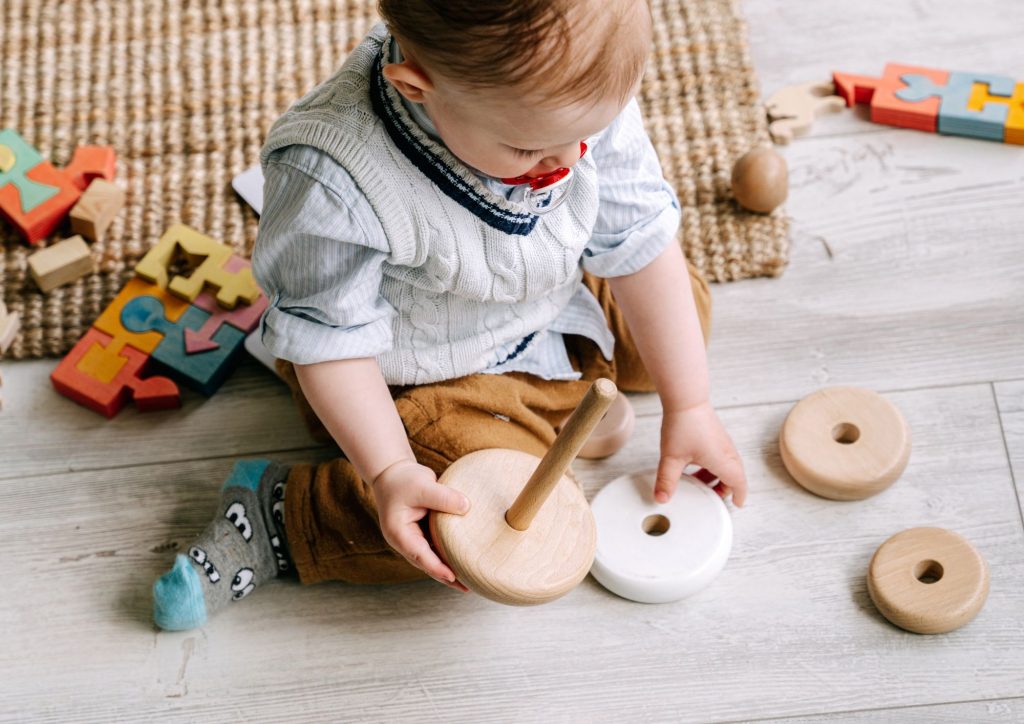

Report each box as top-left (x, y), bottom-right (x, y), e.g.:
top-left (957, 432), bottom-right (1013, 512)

top-left (260, 25), bottom-right (600, 385)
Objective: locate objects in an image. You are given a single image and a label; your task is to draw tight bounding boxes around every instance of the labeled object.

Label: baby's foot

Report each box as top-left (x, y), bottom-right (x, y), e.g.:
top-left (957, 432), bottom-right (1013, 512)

top-left (153, 460), bottom-right (291, 631)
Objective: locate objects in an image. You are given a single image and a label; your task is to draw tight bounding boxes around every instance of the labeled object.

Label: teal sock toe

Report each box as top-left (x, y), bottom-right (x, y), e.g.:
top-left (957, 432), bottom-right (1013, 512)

top-left (153, 554), bottom-right (208, 631)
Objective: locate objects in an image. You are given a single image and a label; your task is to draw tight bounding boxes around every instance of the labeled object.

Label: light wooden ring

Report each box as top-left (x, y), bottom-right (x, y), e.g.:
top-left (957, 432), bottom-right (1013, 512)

top-left (867, 527), bottom-right (989, 634)
top-left (560, 392), bottom-right (636, 460)
top-left (429, 449), bottom-right (596, 606)
top-left (779, 387), bottom-right (911, 500)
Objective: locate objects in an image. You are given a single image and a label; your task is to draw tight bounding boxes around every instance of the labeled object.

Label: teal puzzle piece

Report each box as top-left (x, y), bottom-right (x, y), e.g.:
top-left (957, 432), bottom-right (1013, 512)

top-left (0, 129), bottom-right (61, 213)
top-left (121, 295), bottom-right (246, 396)
top-left (897, 72), bottom-right (1015, 141)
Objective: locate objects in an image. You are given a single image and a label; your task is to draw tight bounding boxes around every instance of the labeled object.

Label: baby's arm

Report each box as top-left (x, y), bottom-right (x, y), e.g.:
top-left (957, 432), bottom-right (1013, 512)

top-left (253, 147), bottom-right (468, 588)
top-left (585, 100), bottom-right (747, 505)
top-left (295, 358), bottom-right (470, 591)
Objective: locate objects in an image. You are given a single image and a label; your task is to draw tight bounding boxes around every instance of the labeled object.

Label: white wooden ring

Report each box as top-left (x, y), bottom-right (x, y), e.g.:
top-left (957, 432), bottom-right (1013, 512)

top-left (867, 527), bottom-right (989, 634)
top-left (779, 386), bottom-right (911, 500)
top-left (589, 471), bottom-right (732, 603)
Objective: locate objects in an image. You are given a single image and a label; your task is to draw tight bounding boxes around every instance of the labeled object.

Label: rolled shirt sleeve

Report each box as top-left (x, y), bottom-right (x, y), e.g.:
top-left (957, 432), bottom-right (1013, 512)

top-left (580, 99), bottom-right (682, 278)
top-left (252, 145), bottom-right (397, 365)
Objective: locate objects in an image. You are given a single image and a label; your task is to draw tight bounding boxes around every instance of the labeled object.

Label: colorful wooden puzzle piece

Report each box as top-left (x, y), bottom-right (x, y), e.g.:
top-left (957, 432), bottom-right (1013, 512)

top-left (833, 64), bottom-right (1023, 144)
top-left (121, 295), bottom-right (247, 396)
top-left (50, 328), bottom-right (180, 418)
top-left (136, 224), bottom-right (261, 309)
top-left (185, 257), bottom-right (268, 353)
top-left (0, 129), bottom-right (117, 243)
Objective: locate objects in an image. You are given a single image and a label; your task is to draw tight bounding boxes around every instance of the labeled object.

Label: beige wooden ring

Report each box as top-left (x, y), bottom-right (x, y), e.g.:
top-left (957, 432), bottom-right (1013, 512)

top-left (560, 392), bottom-right (636, 460)
top-left (867, 527), bottom-right (989, 634)
top-left (779, 387), bottom-right (911, 500)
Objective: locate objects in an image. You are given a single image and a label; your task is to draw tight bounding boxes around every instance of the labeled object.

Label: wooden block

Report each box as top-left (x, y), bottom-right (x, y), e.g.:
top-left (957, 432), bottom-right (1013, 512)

top-left (968, 80), bottom-right (1024, 145)
top-left (69, 179), bottom-right (125, 242)
top-left (50, 327), bottom-right (180, 418)
top-left (867, 527), bottom-right (989, 634)
top-left (779, 386), bottom-right (912, 500)
top-left (136, 224), bottom-right (260, 309)
top-left (62, 145), bottom-right (117, 191)
top-left (121, 296), bottom-right (247, 395)
top-left (93, 277), bottom-right (190, 355)
top-left (0, 309), bottom-right (19, 355)
top-left (28, 236), bottom-right (95, 293)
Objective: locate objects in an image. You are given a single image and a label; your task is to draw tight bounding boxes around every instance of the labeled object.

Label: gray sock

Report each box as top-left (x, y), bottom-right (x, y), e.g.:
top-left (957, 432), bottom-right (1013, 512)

top-left (153, 460), bottom-right (292, 630)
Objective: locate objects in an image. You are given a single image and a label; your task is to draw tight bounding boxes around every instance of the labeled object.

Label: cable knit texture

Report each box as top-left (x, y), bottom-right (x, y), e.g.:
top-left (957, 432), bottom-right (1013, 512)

top-left (259, 25), bottom-right (601, 386)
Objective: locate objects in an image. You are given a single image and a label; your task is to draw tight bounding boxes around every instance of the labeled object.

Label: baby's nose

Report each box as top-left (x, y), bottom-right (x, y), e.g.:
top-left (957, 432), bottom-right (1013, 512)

top-left (537, 142), bottom-right (584, 172)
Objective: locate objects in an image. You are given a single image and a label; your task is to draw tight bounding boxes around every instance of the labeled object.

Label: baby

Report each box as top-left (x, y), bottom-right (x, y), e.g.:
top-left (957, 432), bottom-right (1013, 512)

top-left (152, 0), bottom-right (747, 630)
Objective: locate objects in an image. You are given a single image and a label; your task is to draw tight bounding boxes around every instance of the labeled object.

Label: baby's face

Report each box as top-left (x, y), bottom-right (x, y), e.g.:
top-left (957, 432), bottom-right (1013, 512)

top-left (384, 0), bottom-right (651, 181)
top-left (423, 79), bottom-right (637, 181)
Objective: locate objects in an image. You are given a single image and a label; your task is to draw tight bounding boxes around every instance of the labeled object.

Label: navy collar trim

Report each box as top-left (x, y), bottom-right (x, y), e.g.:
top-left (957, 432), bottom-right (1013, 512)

top-left (369, 41), bottom-right (538, 237)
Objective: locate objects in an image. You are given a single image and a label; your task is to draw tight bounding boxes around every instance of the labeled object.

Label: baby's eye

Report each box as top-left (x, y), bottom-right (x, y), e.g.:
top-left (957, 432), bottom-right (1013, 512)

top-left (509, 146), bottom-right (543, 159)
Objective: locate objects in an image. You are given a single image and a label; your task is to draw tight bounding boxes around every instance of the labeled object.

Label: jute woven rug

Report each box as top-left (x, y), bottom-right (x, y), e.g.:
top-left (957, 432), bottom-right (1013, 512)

top-left (0, 0), bottom-right (788, 359)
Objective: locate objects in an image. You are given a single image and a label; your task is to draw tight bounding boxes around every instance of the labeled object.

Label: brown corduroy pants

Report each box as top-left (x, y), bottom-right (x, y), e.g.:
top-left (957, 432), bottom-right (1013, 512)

top-left (277, 264), bottom-right (711, 585)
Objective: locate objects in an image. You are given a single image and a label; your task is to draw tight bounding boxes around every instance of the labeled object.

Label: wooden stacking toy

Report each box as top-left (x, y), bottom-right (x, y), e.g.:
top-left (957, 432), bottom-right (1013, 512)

top-left (867, 527), bottom-right (989, 634)
top-left (590, 469), bottom-right (732, 603)
top-left (429, 378), bottom-right (616, 605)
top-left (779, 387), bottom-right (911, 500)
top-left (559, 391), bottom-right (635, 460)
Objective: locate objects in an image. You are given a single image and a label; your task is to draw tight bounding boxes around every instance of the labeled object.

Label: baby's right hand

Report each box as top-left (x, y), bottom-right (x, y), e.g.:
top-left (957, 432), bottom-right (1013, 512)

top-left (371, 459), bottom-right (471, 592)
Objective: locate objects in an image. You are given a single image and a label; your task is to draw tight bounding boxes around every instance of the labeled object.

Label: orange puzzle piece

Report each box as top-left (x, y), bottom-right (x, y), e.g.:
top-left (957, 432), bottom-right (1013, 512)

top-left (968, 81), bottom-right (1024, 145)
top-left (833, 64), bottom-right (950, 132)
top-left (50, 328), bottom-right (180, 418)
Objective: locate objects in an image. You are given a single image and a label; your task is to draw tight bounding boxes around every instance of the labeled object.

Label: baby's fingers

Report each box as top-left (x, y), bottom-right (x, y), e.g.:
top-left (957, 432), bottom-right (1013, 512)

top-left (415, 479), bottom-right (471, 516)
top-left (395, 526), bottom-right (463, 590)
top-left (706, 453), bottom-right (748, 507)
top-left (654, 456), bottom-right (688, 503)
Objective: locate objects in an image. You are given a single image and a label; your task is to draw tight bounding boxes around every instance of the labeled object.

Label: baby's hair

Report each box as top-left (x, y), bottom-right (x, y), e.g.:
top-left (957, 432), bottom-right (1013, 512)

top-left (377, 0), bottom-right (651, 106)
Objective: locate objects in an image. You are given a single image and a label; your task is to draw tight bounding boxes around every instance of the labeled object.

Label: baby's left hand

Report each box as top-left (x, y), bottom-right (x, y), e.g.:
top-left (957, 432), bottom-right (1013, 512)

top-left (655, 400), bottom-right (748, 507)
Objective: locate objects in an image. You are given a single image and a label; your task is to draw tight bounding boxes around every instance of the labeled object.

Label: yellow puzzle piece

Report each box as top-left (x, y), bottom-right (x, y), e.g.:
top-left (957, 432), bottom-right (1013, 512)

top-left (135, 224), bottom-right (260, 309)
top-left (968, 81), bottom-right (1024, 145)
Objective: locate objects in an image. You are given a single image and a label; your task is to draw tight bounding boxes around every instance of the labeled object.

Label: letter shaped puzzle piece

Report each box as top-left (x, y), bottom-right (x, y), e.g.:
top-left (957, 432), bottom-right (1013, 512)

top-left (896, 71), bottom-right (1015, 141)
top-left (135, 224), bottom-right (261, 309)
top-left (833, 64), bottom-right (950, 132)
top-left (0, 129), bottom-right (116, 244)
top-left (121, 295), bottom-right (247, 396)
top-left (765, 81), bottom-right (846, 144)
top-left (50, 328), bottom-right (180, 418)
top-left (969, 81), bottom-right (1024, 145)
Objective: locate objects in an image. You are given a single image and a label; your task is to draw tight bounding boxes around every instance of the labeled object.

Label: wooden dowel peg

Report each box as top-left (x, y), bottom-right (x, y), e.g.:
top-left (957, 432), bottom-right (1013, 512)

top-left (505, 377), bottom-right (617, 530)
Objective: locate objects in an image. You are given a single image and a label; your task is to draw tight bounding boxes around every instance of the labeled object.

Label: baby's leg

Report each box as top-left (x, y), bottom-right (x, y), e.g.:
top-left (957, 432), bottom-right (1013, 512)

top-left (152, 460), bottom-right (292, 631)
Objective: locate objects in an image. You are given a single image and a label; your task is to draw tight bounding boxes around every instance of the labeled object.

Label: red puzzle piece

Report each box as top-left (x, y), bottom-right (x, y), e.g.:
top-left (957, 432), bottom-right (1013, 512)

top-left (185, 257), bottom-right (268, 354)
top-left (50, 328), bottom-right (180, 418)
top-left (833, 64), bottom-right (950, 132)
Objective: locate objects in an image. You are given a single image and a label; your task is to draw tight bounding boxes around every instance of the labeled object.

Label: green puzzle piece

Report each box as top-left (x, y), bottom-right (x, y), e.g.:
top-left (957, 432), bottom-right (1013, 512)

top-left (0, 128), bottom-right (61, 213)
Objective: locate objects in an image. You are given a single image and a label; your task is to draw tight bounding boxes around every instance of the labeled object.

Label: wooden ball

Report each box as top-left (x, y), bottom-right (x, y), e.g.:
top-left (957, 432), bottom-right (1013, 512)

top-left (779, 387), bottom-right (911, 500)
top-left (867, 527), bottom-right (989, 634)
top-left (429, 448), bottom-right (596, 606)
top-left (560, 392), bottom-right (636, 460)
top-left (731, 147), bottom-right (788, 213)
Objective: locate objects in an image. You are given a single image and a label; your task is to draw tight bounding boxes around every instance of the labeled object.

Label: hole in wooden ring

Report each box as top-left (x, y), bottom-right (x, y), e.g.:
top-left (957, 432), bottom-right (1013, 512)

top-left (832, 422), bottom-right (860, 445)
top-left (914, 559), bottom-right (944, 584)
top-left (642, 514), bottom-right (671, 536)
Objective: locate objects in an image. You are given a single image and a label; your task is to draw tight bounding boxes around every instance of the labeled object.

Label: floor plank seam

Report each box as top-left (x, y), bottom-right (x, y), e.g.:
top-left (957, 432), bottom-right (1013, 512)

top-left (727, 694), bottom-right (1024, 724)
top-left (991, 382), bottom-right (1024, 535)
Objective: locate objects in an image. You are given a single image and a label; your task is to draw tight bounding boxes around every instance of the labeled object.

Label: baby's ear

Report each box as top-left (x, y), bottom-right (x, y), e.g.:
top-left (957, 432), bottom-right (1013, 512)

top-left (382, 62), bottom-right (433, 103)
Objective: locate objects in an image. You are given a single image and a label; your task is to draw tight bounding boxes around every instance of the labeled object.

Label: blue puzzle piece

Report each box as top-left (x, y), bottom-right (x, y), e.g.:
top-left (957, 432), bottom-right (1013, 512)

top-left (0, 129), bottom-right (61, 213)
top-left (121, 295), bottom-right (246, 396)
top-left (897, 72), bottom-right (1015, 141)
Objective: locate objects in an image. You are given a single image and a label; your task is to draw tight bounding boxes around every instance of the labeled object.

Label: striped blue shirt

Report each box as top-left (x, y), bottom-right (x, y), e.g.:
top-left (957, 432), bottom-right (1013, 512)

top-left (256, 96), bottom-right (680, 380)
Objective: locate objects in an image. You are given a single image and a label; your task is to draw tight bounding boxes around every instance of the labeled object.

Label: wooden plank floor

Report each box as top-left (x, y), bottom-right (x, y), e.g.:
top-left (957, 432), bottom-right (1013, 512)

top-left (2, 0), bottom-right (1024, 721)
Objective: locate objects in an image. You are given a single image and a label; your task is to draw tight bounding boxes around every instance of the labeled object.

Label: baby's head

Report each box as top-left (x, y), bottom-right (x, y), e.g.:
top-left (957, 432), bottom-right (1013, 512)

top-left (378, 0), bottom-right (652, 180)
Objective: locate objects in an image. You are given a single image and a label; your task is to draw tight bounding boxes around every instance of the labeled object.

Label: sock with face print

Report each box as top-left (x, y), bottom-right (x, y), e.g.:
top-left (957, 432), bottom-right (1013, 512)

top-left (153, 459), bottom-right (292, 631)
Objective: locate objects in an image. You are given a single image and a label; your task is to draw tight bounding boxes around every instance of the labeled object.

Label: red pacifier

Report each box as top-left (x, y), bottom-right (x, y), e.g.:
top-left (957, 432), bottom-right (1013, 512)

top-left (500, 141), bottom-right (588, 191)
